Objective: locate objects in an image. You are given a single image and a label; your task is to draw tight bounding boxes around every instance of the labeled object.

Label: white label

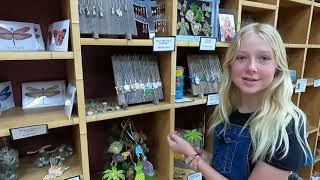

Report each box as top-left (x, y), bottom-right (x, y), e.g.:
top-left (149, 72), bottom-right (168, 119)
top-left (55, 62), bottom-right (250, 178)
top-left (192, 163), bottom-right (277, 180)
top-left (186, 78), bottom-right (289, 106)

top-left (153, 37), bottom-right (175, 52)
top-left (175, 97), bottom-right (193, 103)
top-left (200, 37), bottom-right (216, 51)
top-left (295, 79), bottom-right (307, 93)
top-left (65, 175), bottom-right (80, 180)
top-left (314, 79), bottom-right (320, 87)
top-left (149, 31), bottom-right (155, 39)
top-left (207, 94), bottom-right (219, 105)
top-left (10, 124), bottom-right (48, 140)
top-left (188, 172), bottom-right (202, 180)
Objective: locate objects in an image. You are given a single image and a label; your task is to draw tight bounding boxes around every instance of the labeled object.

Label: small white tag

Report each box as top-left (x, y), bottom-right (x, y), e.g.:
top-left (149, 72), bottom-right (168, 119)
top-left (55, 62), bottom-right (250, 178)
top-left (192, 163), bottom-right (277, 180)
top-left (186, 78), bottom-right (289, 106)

top-left (207, 94), bottom-right (219, 105)
top-left (314, 79), bottom-right (320, 87)
top-left (175, 97), bottom-right (193, 103)
top-left (10, 124), bottom-right (48, 140)
top-left (295, 79), bottom-right (307, 93)
top-left (200, 37), bottom-right (216, 51)
top-left (65, 175), bottom-right (81, 180)
top-left (153, 37), bottom-right (175, 52)
top-left (149, 31), bottom-right (156, 39)
top-left (188, 172), bottom-right (202, 180)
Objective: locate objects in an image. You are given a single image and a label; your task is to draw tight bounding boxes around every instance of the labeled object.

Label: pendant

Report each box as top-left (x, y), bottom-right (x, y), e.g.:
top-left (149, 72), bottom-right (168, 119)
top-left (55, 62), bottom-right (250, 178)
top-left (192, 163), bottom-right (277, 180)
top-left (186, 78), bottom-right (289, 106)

top-left (195, 76), bottom-right (200, 85)
top-left (116, 8), bottom-right (123, 17)
top-left (93, 31), bottom-right (99, 39)
top-left (143, 160), bottom-right (154, 176)
top-left (99, 9), bottom-right (104, 17)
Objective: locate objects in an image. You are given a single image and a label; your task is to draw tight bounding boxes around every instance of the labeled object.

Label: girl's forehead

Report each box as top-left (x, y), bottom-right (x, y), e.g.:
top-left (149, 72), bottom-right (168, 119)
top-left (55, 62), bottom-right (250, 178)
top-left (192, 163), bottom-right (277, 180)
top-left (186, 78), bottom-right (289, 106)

top-left (239, 33), bottom-right (273, 53)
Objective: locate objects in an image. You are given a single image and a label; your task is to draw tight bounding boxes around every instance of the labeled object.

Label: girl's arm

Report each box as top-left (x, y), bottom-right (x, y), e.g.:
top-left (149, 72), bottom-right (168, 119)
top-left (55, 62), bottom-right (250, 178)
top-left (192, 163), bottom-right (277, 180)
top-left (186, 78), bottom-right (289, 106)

top-left (167, 132), bottom-right (228, 180)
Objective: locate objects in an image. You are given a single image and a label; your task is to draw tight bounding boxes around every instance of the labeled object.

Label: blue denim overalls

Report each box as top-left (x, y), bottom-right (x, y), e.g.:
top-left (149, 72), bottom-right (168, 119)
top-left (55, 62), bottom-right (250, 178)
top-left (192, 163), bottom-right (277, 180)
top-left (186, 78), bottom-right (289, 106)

top-left (211, 123), bottom-right (251, 180)
top-left (211, 122), bottom-right (314, 180)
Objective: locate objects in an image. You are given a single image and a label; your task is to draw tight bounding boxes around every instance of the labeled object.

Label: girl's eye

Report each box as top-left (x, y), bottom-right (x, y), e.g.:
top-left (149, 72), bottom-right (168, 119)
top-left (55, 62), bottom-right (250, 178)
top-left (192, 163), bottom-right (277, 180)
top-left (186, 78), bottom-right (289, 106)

top-left (259, 56), bottom-right (271, 61)
top-left (235, 55), bottom-right (246, 61)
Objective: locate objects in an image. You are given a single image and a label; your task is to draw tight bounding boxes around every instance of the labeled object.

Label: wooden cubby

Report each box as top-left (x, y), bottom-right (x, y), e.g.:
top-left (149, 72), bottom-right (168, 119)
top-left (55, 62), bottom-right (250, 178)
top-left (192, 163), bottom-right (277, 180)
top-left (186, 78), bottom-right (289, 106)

top-left (240, 2), bottom-right (277, 28)
top-left (87, 110), bottom-right (172, 179)
top-left (277, 0), bottom-right (312, 44)
top-left (287, 48), bottom-right (306, 79)
top-left (309, 6), bottom-right (320, 45)
top-left (1, 0), bottom-right (320, 179)
top-left (1, 126), bottom-right (82, 179)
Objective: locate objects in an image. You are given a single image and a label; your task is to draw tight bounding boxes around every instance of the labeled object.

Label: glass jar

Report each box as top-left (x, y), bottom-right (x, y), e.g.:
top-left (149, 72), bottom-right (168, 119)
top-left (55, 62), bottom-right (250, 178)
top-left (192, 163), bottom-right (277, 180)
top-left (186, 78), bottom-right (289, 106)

top-left (0, 137), bottom-right (19, 180)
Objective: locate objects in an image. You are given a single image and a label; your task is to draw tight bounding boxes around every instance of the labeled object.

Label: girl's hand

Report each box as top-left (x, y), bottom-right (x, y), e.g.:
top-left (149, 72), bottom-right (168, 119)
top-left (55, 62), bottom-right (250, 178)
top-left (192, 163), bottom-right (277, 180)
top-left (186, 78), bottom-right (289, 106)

top-left (167, 132), bottom-right (196, 156)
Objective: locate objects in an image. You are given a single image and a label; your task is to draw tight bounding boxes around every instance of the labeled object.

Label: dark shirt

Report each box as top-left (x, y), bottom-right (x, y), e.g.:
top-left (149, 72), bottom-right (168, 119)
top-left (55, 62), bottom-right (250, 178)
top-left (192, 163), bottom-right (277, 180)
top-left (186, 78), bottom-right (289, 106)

top-left (229, 110), bottom-right (306, 172)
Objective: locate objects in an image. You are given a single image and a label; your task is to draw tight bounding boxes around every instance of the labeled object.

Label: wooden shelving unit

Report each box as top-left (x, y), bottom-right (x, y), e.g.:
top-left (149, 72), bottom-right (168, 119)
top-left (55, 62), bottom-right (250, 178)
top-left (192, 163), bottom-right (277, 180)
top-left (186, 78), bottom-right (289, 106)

top-left (1, 0), bottom-right (320, 179)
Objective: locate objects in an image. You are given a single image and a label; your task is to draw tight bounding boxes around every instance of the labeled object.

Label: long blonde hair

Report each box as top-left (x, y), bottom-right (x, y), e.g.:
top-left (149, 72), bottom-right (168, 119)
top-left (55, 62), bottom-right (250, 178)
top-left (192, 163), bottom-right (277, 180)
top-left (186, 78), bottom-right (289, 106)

top-left (209, 23), bottom-right (311, 162)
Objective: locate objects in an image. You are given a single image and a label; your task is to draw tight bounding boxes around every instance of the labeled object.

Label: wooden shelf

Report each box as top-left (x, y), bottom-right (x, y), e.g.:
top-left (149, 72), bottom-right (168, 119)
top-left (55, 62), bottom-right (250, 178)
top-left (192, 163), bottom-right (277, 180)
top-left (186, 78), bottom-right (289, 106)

top-left (174, 96), bottom-right (207, 109)
top-left (19, 154), bottom-right (82, 179)
top-left (242, 1), bottom-right (277, 10)
top-left (293, 78), bottom-right (315, 88)
top-left (285, 43), bottom-right (309, 48)
top-left (80, 38), bottom-right (153, 46)
top-left (86, 102), bottom-right (172, 122)
top-left (280, 0), bottom-right (312, 7)
top-left (0, 107), bottom-right (79, 137)
top-left (0, 52), bottom-right (74, 61)
top-left (314, 1), bottom-right (320, 9)
top-left (309, 45), bottom-right (320, 48)
top-left (308, 125), bottom-right (318, 134)
top-left (176, 41), bottom-right (229, 47)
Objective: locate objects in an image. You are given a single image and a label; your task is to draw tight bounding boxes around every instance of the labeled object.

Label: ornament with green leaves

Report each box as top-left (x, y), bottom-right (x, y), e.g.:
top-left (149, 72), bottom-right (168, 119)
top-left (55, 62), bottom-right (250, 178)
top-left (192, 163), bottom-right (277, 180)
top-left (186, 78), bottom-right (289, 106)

top-left (134, 160), bottom-right (145, 180)
top-left (183, 129), bottom-right (203, 144)
top-left (102, 166), bottom-right (126, 180)
top-left (177, 18), bottom-right (189, 35)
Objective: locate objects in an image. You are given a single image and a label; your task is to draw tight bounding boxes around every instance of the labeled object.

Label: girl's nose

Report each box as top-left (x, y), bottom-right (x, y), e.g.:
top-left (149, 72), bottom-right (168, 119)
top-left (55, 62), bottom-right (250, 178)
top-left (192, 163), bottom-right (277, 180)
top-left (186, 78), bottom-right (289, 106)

top-left (247, 59), bottom-right (258, 73)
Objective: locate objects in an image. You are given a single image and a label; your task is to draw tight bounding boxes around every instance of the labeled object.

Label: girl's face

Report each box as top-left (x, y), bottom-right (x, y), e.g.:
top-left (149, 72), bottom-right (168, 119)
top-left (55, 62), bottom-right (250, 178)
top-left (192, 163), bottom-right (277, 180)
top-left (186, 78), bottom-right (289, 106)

top-left (230, 34), bottom-right (276, 97)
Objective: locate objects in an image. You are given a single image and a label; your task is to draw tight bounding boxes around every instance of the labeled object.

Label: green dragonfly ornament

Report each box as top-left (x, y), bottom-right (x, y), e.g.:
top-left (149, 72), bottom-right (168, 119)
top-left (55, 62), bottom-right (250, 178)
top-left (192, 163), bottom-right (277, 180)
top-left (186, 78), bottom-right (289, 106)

top-left (25, 85), bottom-right (60, 98)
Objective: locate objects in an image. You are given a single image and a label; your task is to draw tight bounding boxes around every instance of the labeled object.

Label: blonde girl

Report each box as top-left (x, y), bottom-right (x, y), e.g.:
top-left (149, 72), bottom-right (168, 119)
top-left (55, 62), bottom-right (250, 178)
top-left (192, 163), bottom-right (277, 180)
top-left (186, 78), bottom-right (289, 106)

top-left (168, 23), bottom-right (312, 180)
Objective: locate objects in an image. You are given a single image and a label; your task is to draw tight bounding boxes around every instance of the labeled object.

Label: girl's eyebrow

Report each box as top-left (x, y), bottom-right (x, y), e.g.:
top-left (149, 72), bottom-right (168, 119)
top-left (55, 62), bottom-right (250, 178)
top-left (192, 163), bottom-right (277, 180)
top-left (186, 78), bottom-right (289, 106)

top-left (238, 50), bottom-right (272, 55)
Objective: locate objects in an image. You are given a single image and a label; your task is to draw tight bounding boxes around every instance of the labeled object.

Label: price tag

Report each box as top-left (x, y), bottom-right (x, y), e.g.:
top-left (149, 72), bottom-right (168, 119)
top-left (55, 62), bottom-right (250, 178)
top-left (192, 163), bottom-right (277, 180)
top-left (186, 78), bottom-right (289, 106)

top-left (175, 97), bottom-right (193, 103)
top-left (295, 79), bottom-right (307, 93)
top-left (200, 37), bottom-right (216, 51)
top-left (314, 79), bottom-right (320, 87)
top-left (153, 37), bottom-right (175, 52)
top-left (65, 175), bottom-right (80, 180)
top-left (207, 94), bottom-right (219, 105)
top-left (10, 124), bottom-right (48, 140)
top-left (149, 31), bottom-right (155, 39)
top-left (188, 172), bottom-right (202, 180)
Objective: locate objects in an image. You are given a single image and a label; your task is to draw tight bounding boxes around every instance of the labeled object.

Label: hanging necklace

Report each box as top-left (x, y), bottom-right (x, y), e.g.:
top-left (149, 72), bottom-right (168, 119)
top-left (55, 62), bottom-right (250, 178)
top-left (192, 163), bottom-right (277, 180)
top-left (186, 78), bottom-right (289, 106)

top-left (115, 0), bottom-right (123, 17)
top-left (98, 0), bottom-right (104, 17)
top-left (109, 0), bottom-right (115, 15)
top-left (79, 0), bottom-right (85, 15)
